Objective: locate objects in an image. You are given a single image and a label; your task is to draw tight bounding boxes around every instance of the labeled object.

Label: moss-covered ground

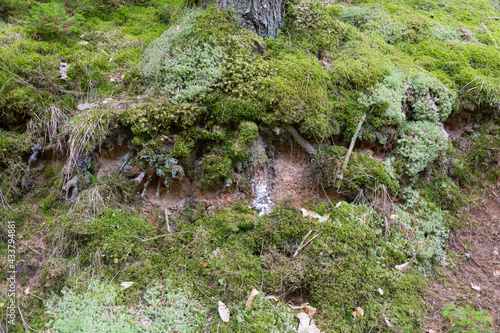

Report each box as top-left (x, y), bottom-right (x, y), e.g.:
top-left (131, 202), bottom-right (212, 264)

top-left (1, 0), bottom-right (499, 331)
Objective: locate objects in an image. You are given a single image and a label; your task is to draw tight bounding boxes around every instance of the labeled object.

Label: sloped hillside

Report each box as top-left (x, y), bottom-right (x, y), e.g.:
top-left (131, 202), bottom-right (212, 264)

top-left (0, 0), bottom-right (499, 331)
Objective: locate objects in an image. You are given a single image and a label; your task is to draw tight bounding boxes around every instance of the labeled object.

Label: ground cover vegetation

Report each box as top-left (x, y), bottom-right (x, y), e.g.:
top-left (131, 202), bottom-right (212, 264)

top-left (1, 0), bottom-right (499, 331)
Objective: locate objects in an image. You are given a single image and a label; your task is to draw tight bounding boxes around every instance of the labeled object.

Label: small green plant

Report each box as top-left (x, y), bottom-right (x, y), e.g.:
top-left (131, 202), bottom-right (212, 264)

top-left (45, 280), bottom-right (138, 332)
top-left (441, 302), bottom-right (493, 332)
top-left (24, 3), bottom-right (84, 41)
top-left (396, 121), bottom-right (448, 177)
top-left (199, 152), bottom-right (232, 190)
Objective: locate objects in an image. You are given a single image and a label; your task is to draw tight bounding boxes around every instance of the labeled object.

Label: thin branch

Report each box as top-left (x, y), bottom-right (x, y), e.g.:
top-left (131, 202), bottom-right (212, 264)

top-left (339, 112), bottom-right (367, 187)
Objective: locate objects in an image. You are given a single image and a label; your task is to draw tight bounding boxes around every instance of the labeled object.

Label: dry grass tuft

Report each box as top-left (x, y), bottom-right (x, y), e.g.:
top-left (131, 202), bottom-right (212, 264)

top-left (63, 106), bottom-right (109, 180)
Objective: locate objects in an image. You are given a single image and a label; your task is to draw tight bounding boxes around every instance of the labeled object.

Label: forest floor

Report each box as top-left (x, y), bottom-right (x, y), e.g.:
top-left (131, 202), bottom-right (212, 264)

top-left (425, 187), bottom-right (500, 331)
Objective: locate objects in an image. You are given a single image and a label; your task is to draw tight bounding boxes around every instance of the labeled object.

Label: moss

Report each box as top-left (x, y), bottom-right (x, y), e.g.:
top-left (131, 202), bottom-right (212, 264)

top-left (396, 121), bottom-right (448, 177)
top-left (419, 177), bottom-right (467, 213)
top-left (198, 151), bottom-right (232, 190)
top-left (64, 208), bottom-right (156, 266)
top-left (124, 100), bottom-right (207, 136)
top-left (0, 129), bottom-right (32, 164)
top-left (359, 69), bottom-right (456, 144)
top-left (316, 145), bottom-right (399, 196)
top-left (42, 194), bottom-right (59, 213)
top-left (262, 50), bottom-right (331, 137)
top-left (285, 0), bottom-right (348, 57)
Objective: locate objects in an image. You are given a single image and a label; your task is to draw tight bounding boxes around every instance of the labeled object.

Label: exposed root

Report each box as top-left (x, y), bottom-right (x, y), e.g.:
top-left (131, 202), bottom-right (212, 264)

top-left (285, 125), bottom-right (315, 155)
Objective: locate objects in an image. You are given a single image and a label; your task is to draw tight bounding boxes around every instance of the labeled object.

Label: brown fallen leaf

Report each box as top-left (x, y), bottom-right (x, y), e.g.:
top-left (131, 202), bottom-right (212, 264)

top-left (395, 261), bottom-right (412, 272)
top-left (355, 307), bottom-right (364, 317)
top-left (304, 304), bottom-right (317, 317)
top-left (470, 282), bottom-right (481, 291)
top-left (246, 289), bottom-right (260, 309)
top-left (493, 268), bottom-right (500, 277)
top-left (266, 295), bottom-right (280, 306)
top-left (218, 301), bottom-right (230, 322)
top-left (487, 310), bottom-right (495, 318)
top-left (212, 247), bottom-right (221, 259)
top-left (288, 302), bottom-right (307, 310)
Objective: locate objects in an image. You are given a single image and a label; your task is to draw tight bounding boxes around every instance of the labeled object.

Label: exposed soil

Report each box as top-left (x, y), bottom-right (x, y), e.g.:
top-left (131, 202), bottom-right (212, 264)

top-left (425, 188), bottom-right (500, 331)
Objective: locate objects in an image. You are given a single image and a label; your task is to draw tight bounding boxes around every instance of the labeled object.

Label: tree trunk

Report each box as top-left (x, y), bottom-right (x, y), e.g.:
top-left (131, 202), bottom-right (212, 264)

top-left (216, 0), bottom-right (286, 38)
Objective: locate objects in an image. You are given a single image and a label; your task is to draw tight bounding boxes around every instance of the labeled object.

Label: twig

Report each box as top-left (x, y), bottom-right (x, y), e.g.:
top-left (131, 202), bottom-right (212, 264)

top-left (293, 231), bottom-right (320, 257)
top-left (491, 189), bottom-right (500, 205)
top-left (22, 244), bottom-right (41, 256)
top-left (339, 112), bottom-right (367, 187)
top-left (455, 234), bottom-right (482, 268)
top-left (16, 282), bottom-right (43, 332)
top-left (123, 231), bottom-right (188, 242)
top-left (164, 206), bottom-right (172, 233)
top-left (481, 22), bottom-right (498, 49)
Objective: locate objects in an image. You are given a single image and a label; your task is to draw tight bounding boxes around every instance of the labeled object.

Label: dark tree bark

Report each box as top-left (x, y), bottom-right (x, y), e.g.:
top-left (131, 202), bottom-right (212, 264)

top-left (216, 0), bottom-right (286, 38)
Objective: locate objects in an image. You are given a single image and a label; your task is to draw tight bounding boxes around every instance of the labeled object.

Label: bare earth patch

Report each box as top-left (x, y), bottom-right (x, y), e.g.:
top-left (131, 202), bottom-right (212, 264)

top-left (425, 190), bottom-right (500, 332)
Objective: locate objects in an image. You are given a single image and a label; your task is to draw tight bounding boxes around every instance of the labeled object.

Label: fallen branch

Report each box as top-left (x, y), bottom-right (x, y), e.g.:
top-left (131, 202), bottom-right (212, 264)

top-left (481, 22), bottom-right (498, 49)
top-left (455, 234), bottom-right (482, 268)
top-left (293, 230), bottom-right (320, 257)
top-left (338, 113), bottom-right (367, 187)
top-left (123, 231), bottom-right (188, 242)
top-left (164, 206), bottom-right (172, 233)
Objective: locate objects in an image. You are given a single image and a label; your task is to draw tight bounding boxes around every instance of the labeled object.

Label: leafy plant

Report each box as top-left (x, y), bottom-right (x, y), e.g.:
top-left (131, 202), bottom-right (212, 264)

top-left (45, 281), bottom-right (138, 332)
top-left (441, 302), bottom-right (493, 332)
top-left (23, 3), bottom-right (84, 40)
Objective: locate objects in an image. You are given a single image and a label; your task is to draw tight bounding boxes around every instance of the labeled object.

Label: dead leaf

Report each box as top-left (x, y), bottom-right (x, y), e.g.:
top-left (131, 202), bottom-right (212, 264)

top-left (246, 289), bottom-right (260, 309)
top-left (120, 282), bottom-right (133, 289)
top-left (77, 103), bottom-right (94, 111)
top-left (297, 312), bottom-right (310, 333)
top-left (266, 295), bottom-right (280, 306)
top-left (59, 62), bottom-right (69, 80)
top-left (304, 304), bottom-right (317, 317)
top-left (355, 307), bottom-right (364, 317)
top-left (493, 268), bottom-right (500, 277)
top-left (487, 310), bottom-right (495, 318)
top-left (306, 319), bottom-right (321, 333)
top-left (212, 247), bottom-right (221, 259)
top-left (395, 261), bottom-right (412, 272)
top-left (24, 286), bottom-right (31, 295)
top-left (288, 302), bottom-right (307, 310)
top-left (300, 208), bottom-right (329, 222)
top-left (78, 41), bottom-right (89, 45)
top-left (470, 282), bottom-right (481, 291)
top-left (218, 301), bottom-right (230, 322)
